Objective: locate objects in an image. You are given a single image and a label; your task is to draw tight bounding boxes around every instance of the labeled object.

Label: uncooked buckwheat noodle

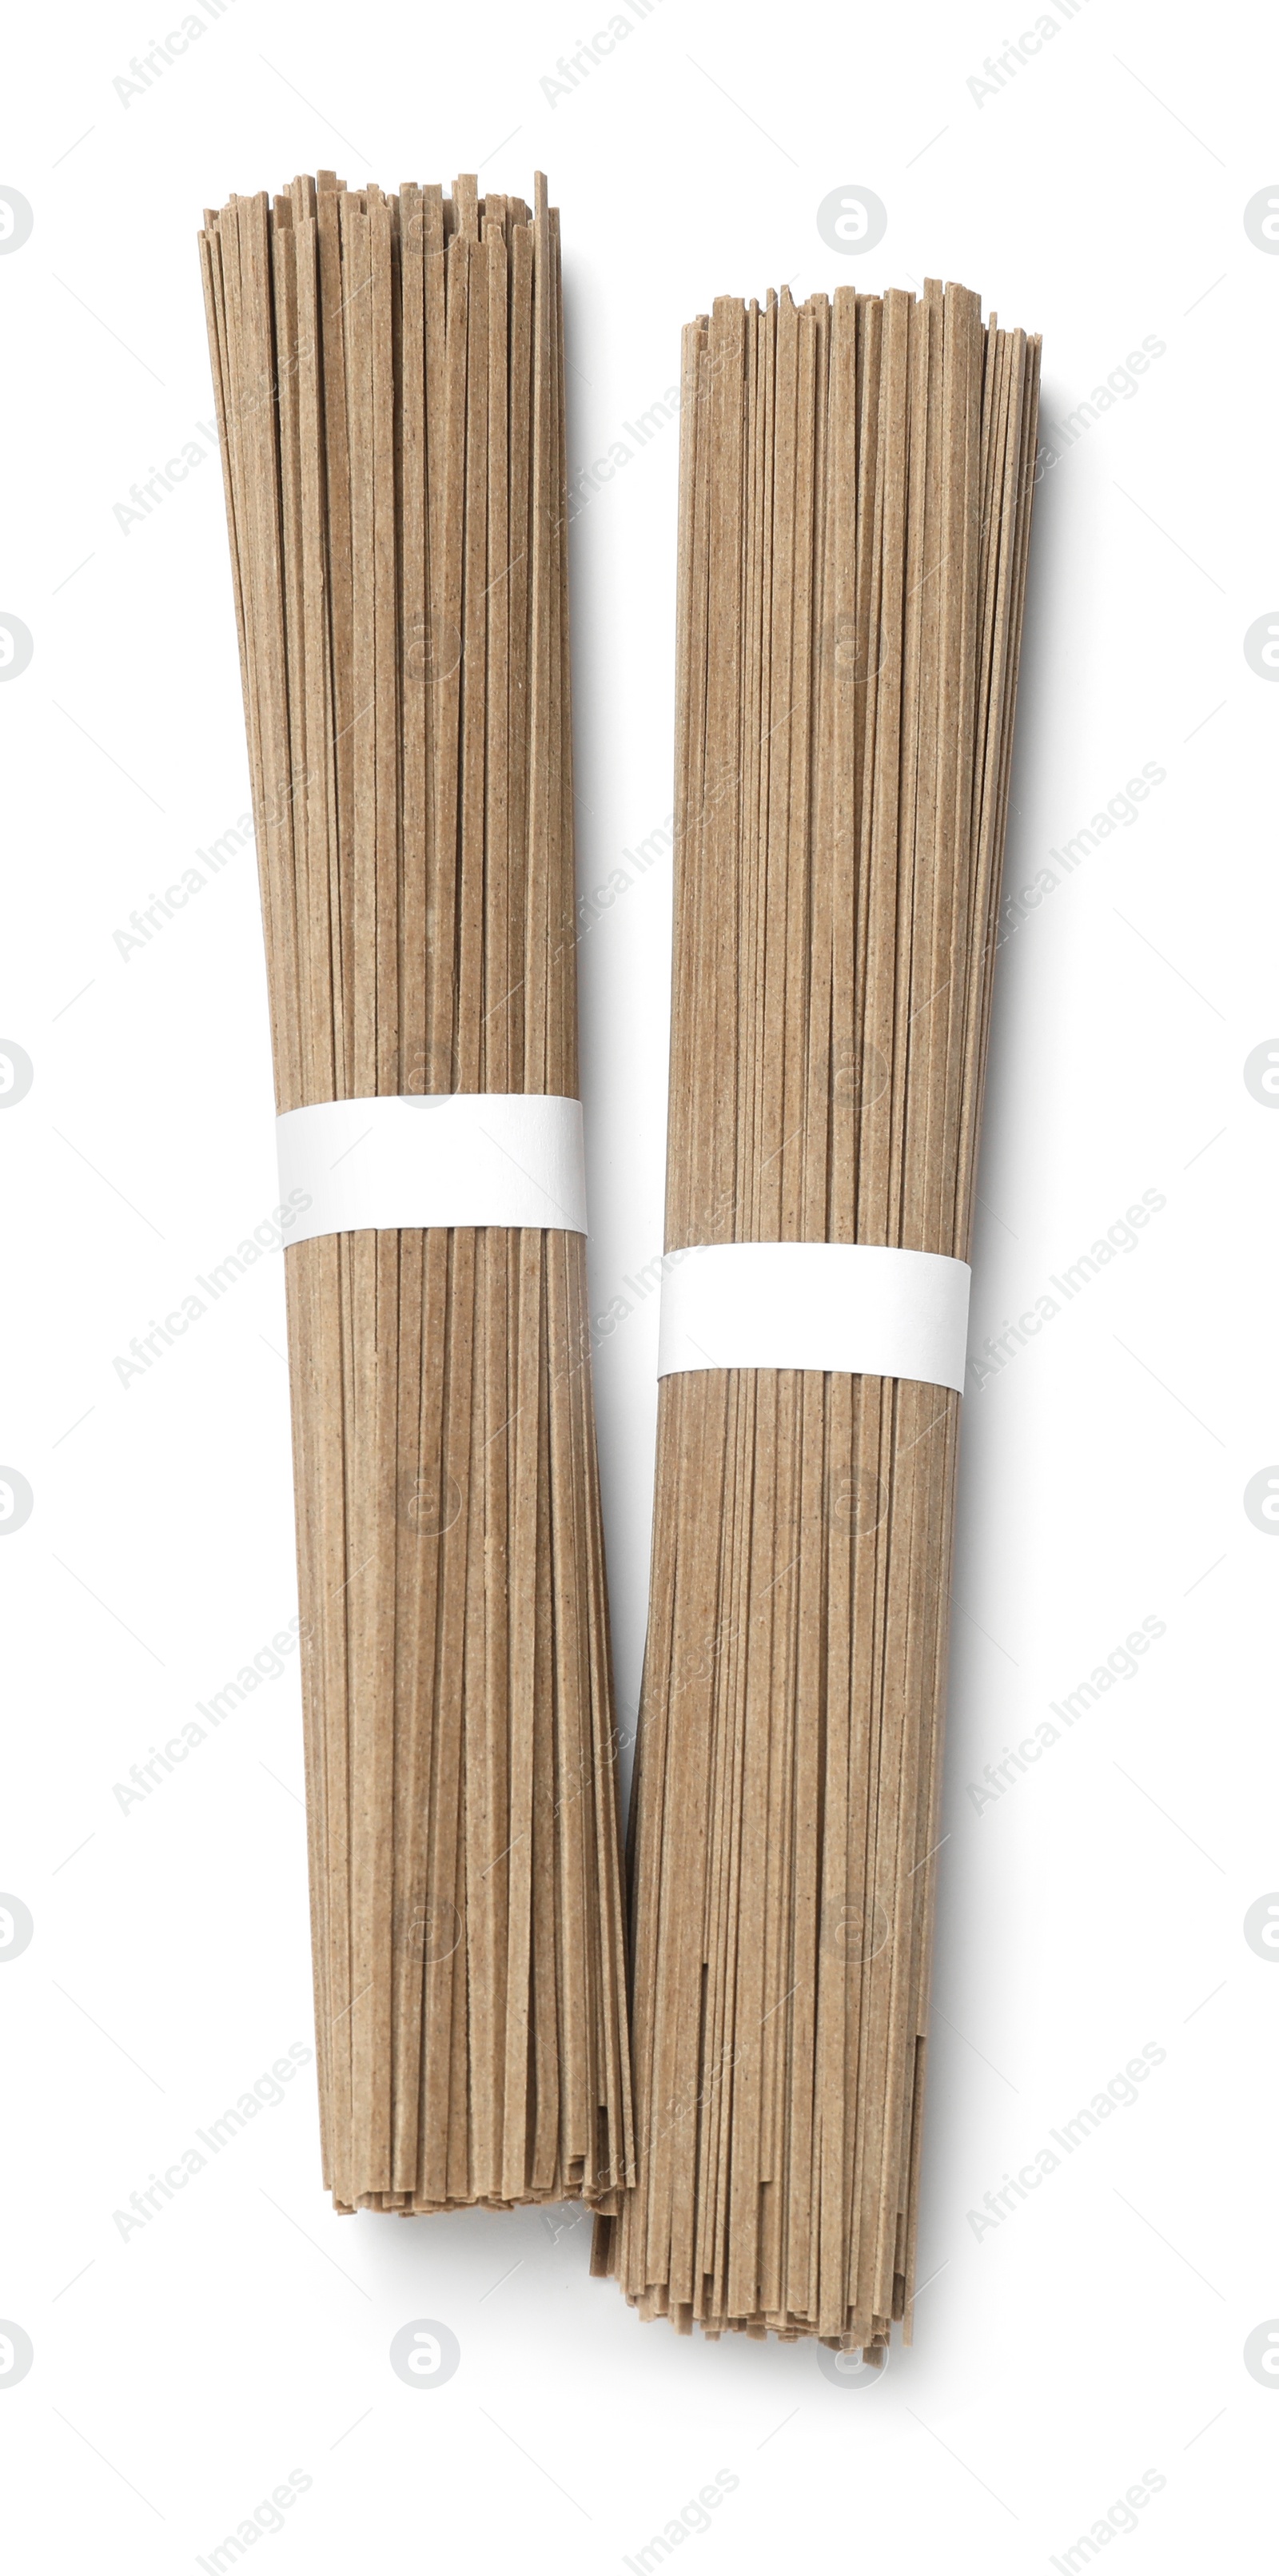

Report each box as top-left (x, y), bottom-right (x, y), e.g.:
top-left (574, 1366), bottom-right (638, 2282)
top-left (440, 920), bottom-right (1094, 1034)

top-left (200, 171), bottom-right (632, 2216)
top-left (594, 281), bottom-right (1039, 2348)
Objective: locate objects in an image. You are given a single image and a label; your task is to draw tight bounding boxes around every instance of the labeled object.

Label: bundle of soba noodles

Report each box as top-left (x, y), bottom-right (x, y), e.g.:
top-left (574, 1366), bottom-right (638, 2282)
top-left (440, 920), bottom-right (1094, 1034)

top-left (596, 281), bottom-right (1039, 2347)
top-left (200, 171), bottom-right (632, 2216)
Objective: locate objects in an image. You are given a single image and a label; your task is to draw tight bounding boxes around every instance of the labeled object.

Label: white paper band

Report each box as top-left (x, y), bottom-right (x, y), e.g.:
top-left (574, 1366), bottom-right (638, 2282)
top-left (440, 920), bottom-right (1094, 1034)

top-left (277, 1095), bottom-right (588, 1244)
top-left (656, 1242), bottom-right (971, 1393)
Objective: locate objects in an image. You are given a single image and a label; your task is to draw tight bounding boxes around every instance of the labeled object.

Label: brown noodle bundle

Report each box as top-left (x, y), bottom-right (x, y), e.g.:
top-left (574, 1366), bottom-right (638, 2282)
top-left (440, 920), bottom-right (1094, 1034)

top-left (200, 171), bottom-right (632, 2216)
top-left (596, 281), bottom-right (1039, 2345)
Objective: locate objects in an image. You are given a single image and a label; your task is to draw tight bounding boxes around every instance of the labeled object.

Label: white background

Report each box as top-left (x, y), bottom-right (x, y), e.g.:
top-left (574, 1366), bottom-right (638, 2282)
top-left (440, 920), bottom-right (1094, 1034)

top-left (1, 1), bottom-right (1277, 2566)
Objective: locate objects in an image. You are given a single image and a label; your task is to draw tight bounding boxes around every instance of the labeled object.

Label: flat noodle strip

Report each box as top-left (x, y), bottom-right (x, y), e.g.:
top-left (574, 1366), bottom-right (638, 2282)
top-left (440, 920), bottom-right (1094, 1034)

top-left (200, 173), bottom-right (632, 2217)
top-left (598, 281), bottom-right (1039, 2347)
